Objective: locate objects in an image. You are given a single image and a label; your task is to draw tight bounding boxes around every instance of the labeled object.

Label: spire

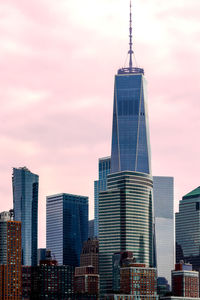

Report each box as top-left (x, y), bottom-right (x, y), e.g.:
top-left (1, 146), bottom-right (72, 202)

top-left (117, 0), bottom-right (144, 74)
top-left (128, 0), bottom-right (133, 69)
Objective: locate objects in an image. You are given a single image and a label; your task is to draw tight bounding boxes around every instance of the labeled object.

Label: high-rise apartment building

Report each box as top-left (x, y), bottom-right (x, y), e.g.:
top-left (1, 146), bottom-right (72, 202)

top-left (0, 210), bottom-right (22, 299)
top-left (153, 176), bottom-right (174, 284)
top-left (12, 167), bottom-right (39, 266)
top-left (46, 193), bottom-right (88, 266)
top-left (176, 187), bottom-right (200, 271)
top-left (94, 156), bottom-right (111, 237)
top-left (99, 3), bottom-right (154, 295)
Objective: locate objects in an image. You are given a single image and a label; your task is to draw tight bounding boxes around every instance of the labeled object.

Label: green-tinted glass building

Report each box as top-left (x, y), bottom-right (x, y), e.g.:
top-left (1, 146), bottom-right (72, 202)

top-left (99, 171), bottom-right (154, 294)
top-left (176, 187), bottom-right (200, 271)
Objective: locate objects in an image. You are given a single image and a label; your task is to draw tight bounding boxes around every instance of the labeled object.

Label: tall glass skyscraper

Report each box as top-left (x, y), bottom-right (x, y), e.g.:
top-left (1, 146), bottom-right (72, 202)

top-left (176, 187), bottom-right (200, 271)
top-left (99, 3), bottom-right (154, 295)
top-left (153, 176), bottom-right (174, 285)
top-left (12, 167), bottom-right (39, 266)
top-left (46, 193), bottom-right (88, 267)
top-left (94, 157), bottom-right (111, 237)
top-left (111, 70), bottom-right (151, 174)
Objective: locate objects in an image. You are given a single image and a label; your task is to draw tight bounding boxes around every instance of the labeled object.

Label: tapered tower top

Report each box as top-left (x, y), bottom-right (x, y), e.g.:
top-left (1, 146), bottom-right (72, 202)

top-left (118, 1), bottom-right (144, 75)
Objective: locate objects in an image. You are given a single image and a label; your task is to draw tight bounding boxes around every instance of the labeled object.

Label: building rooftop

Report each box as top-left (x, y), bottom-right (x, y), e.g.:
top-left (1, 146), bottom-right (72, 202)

top-left (183, 186), bottom-right (200, 200)
top-left (117, 67), bottom-right (144, 75)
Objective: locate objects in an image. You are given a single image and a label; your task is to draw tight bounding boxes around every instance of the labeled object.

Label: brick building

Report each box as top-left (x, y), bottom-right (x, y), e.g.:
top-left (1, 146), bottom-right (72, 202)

top-left (172, 262), bottom-right (199, 298)
top-left (0, 210), bottom-right (22, 300)
top-left (74, 265), bottom-right (99, 298)
top-left (80, 238), bottom-right (99, 274)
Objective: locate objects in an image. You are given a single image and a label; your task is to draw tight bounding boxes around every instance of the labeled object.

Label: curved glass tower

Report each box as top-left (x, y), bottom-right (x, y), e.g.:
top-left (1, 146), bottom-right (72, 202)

top-left (99, 171), bottom-right (154, 293)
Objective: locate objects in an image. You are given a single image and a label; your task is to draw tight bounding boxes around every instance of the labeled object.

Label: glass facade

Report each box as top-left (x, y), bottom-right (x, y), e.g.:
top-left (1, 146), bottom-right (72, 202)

top-left (111, 72), bottom-right (151, 174)
top-left (176, 187), bottom-right (200, 271)
top-left (153, 176), bottom-right (174, 285)
top-left (99, 171), bottom-right (154, 294)
top-left (94, 157), bottom-right (111, 237)
top-left (12, 167), bottom-right (38, 266)
top-left (46, 193), bottom-right (88, 267)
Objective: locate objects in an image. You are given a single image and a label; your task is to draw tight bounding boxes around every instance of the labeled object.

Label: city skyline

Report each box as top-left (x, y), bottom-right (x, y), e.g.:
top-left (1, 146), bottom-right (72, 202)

top-left (0, 0), bottom-right (200, 248)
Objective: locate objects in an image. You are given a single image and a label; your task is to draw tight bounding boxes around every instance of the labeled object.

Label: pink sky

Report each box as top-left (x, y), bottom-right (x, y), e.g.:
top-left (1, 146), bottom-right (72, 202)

top-left (0, 0), bottom-right (200, 247)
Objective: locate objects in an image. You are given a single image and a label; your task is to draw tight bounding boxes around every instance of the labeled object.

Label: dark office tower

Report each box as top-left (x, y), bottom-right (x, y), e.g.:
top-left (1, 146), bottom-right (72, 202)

top-left (89, 219), bottom-right (95, 239)
top-left (37, 248), bottom-right (47, 265)
top-left (110, 6), bottom-right (151, 174)
top-left (12, 167), bottom-right (39, 266)
top-left (153, 176), bottom-right (174, 285)
top-left (46, 193), bottom-right (88, 266)
top-left (176, 187), bottom-right (200, 271)
top-left (94, 156), bottom-right (111, 237)
top-left (0, 211), bottom-right (22, 300)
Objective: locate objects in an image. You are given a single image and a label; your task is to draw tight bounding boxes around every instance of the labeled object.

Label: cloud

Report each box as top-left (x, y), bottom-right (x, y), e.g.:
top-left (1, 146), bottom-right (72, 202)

top-left (0, 0), bottom-right (200, 245)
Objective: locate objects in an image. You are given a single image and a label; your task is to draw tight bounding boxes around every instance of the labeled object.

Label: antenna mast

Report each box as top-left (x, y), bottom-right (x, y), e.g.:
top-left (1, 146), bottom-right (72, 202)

top-left (117, 0), bottom-right (144, 74)
top-left (129, 0), bottom-right (133, 69)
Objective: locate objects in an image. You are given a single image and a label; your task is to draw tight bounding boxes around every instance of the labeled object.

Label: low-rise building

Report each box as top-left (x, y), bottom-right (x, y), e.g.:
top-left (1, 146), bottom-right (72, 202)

top-left (172, 262), bottom-right (199, 298)
top-left (74, 265), bottom-right (99, 298)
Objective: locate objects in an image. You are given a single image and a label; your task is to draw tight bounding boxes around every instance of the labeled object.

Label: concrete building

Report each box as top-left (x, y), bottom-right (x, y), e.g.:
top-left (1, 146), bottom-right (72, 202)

top-left (153, 176), bottom-right (174, 285)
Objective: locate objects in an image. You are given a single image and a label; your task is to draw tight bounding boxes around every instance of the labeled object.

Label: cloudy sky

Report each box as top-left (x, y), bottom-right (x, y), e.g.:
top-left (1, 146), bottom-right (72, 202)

top-left (0, 0), bottom-right (200, 246)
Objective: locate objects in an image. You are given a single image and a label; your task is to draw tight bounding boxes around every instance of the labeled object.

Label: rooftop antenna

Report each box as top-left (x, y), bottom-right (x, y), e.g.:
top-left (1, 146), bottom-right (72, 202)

top-left (128, 0), bottom-right (133, 69)
top-left (118, 0), bottom-right (144, 74)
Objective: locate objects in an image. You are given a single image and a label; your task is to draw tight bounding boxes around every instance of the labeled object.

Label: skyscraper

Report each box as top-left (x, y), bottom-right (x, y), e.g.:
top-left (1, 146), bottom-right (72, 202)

top-left (46, 193), bottom-right (88, 266)
top-left (94, 156), bottom-right (111, 237)
top-left (99, 2), bottom-right (154, 295)
top-left (176, 186), bottom-right (200, 271)
top-left (0, 210), bottom-right (22, 300)
top-left (99, 172), bottom-right (154, 293)
top-left (153, 176), bottom-right (174, 285)
top-left (110, 6), bottom-right (151, 175)
top-left (12, 167), bottom-right (39, 266)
